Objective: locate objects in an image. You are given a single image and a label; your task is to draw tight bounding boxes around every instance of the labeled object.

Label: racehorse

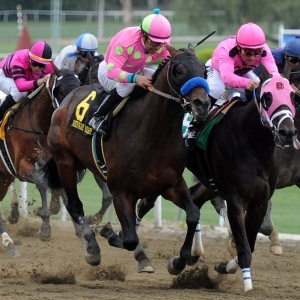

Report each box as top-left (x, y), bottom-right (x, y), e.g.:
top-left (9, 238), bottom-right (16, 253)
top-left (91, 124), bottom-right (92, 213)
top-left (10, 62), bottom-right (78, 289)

top-left (209, 64), bottom-right (300, 257)
top-left (42, 44), bottom-right (211, 268)
top-left (185, 64), bottom-right (299, 292)
top-left (0, 66), bottom-right (80, 255)
top-left (6, 52), bottom-right (112, 232)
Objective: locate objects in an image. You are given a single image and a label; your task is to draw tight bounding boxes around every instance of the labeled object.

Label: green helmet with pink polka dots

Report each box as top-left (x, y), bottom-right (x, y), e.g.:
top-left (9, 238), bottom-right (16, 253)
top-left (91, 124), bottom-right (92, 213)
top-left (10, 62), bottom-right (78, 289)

top-left (140, 8), bottom-right (171, 44)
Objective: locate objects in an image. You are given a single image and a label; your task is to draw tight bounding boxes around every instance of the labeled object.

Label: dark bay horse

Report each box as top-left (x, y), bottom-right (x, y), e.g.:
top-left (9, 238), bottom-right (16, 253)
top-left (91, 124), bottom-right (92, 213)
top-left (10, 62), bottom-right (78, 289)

top-left (0, 67), bottom-right (80, 255)
top-left (42, 44), bottom-right (211, 269)
top-left (186, 65), bottom-right (299, 292)
top-left (208, 64), bottom-right (300, 257)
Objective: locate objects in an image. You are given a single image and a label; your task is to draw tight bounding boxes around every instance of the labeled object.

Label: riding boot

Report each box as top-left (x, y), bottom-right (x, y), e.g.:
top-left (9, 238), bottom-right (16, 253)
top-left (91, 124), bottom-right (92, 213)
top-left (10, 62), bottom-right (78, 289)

top-left (184, 119), bottom-right (203, 150)
top-left (0, 94), bottom-right (16, 120)
top-left (88, 88), bottom-right (123, 135)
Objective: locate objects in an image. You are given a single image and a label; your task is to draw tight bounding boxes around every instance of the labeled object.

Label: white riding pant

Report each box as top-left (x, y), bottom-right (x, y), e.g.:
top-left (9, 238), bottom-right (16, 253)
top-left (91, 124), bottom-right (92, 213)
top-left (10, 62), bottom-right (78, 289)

top-left (97, 60), bottom-right (154, 98)
top-left (0, 69), bottom-right (27, 102)
top-left (205, 59), bottom-right (260, 100)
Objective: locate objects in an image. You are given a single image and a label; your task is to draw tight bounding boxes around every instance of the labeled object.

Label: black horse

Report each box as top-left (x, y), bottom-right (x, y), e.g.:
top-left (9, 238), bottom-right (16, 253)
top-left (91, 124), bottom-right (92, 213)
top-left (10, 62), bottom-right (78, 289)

top-left (209, 64), bottom-right (300, 257)
top-left (185, 65), bottom-right (299, 292)
top-left (42, 44), bottom-right (211, 270)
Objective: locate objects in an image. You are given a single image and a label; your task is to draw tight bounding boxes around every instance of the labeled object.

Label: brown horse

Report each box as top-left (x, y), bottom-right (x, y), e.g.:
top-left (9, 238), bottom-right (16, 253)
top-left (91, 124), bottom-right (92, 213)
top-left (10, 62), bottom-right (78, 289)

top-left (0, 67), bottom-right (80, 255)
top-left (42, 44), bottom-right (211, 269)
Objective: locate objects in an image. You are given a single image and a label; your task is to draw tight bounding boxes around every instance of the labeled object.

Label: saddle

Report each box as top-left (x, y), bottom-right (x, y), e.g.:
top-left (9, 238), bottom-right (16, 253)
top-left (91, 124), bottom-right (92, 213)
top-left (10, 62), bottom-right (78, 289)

top-left (196, 97), bottom-right (240, 150)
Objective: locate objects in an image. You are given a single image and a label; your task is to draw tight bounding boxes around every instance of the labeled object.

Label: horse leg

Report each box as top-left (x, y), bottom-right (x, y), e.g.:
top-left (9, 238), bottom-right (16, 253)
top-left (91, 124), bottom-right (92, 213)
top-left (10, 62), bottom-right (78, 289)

top-left (269, 223), bottom-right (282, 255)
top-left (214, 199), bottom-right (262, 292)
top-left (211, 197), bottom-right (227, 227)
top-left (7, 180), bottom-right (20, 224)
top-left (33, 185), bottom-right (51, 241)
top-left (113, 194), bottom-right (139, 251)
top-left (57, 163), bottom-right (100, 266)
top-left (49, 189), bottom-right (61, 215)
top-left (258, 200), bottom-right (282, 255)
top-left (0, 217), bottom-right (20, 257)
top-left (85, 175), bottom-right (113, 225)
top-left (163, 178), bottom-right (200, 275)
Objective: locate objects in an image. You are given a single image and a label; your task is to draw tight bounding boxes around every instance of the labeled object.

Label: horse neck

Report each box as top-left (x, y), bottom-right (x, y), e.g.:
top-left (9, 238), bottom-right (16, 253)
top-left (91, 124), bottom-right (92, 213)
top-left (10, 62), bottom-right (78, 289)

top-left (240, 101), bottom-right (275, 159)
top-left (16, 82), bottom-right (55, 131)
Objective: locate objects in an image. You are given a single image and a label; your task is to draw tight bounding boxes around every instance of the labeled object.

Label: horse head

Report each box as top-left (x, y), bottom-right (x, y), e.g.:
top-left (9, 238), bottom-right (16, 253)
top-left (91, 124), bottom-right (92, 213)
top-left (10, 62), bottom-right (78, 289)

top-left (49, 62), bottom-right (81, 107)
top-left (164, 44), bottom-right (211, 121)
top-left (256, 64), bottom-right (299, 148)
top-left (77, 52), bottom-right (103, 85)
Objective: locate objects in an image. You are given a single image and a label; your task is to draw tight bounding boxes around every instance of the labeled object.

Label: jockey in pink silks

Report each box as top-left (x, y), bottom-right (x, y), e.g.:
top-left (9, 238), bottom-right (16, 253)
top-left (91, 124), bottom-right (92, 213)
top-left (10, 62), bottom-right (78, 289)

top-left (89, 8), bottom-right (171, 136)
top-left (0, 41), bottom-right (54, 120)
top-left (185, 22), bottom-right (279, 149)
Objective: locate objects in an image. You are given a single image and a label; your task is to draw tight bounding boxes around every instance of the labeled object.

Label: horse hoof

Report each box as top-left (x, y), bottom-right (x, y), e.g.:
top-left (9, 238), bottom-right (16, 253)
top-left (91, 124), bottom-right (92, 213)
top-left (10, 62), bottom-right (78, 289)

top-left (214, 262), bottom-right (229, 274)
top-left (6, 242), bottom-right (21, 257)
top-left (186, 255), bottom-right (199, 266)
top-left (167, 256), bottom-right (186, 275)
top-left (138, 260), bottom-right (155, 273)
top-left (270, 245), bottom-right (283, 255)
top-left (85, 251), bottom-right (101, 266)
top-left (38, 226), bottom-right (52, 242)
top-left (7, 215), bottom-right (19, 225)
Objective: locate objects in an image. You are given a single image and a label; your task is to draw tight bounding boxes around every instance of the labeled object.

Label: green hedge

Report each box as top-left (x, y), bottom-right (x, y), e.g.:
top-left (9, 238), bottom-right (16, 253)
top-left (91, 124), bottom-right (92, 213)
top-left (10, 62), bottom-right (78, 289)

top-left (196, 48), bottom-right (214, 64)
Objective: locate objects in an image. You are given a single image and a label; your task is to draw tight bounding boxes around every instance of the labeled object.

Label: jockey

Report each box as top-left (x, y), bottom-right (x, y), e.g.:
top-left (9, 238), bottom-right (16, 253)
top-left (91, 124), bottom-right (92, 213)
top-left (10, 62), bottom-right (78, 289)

top-left (54, 32), bottom-right (103, 82)
top-left (185, 22), bottom-right (278, 149)
top-left (88, 8), bottom-right (171, 135)
top-left (254, 35), bottom-right (300, 75)
top-left (0, 40), bottom-right (53, 120)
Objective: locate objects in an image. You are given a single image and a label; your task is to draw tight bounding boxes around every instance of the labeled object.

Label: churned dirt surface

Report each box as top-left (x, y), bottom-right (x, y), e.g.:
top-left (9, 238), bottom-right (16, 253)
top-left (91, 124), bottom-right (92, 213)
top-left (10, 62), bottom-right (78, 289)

top-left (0, 218), bottom-right (300, 300)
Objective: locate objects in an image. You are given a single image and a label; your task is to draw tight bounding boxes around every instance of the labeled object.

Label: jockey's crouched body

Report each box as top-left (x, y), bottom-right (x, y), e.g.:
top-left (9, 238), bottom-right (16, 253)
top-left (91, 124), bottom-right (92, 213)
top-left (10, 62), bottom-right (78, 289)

top-left (185, 22), bottom-right (280, 150)
top-left (88, 8), bottom-right (172, 136)
top-left (0, 41), bottom-right (53, 120)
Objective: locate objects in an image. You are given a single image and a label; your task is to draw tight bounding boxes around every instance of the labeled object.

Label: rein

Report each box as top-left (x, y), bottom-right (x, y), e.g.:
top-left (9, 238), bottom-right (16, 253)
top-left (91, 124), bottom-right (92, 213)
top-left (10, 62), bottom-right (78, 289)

top-left (148, 58), bottom-right (209, 113)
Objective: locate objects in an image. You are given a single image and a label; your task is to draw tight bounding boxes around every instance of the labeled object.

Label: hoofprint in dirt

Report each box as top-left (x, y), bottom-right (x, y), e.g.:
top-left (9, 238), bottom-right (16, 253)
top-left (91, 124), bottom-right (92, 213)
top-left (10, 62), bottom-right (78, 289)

top-left (0, 218), bottom-right (299, 300)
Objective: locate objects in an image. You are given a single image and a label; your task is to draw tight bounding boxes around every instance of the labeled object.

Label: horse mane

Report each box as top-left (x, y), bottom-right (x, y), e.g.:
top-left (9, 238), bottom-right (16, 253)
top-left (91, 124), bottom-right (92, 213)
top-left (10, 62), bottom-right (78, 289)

top-left (130, 57), bottom-right (171, 99)
top-left (151, 57), bottom-right (170, 84)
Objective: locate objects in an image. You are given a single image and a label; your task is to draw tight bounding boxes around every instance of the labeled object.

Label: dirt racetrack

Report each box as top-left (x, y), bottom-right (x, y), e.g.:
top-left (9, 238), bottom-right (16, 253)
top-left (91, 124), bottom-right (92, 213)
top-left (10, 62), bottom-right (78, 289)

top-left (0, 218), bottom-right (300, 300)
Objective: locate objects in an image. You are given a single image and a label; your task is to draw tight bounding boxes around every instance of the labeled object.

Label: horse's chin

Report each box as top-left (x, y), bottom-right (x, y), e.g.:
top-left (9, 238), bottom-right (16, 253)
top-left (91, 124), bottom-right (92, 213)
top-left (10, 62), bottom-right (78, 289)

top-left (274, 138), bottom-right (294, 149)
top-left (192, 109), bottom-right (209, 122)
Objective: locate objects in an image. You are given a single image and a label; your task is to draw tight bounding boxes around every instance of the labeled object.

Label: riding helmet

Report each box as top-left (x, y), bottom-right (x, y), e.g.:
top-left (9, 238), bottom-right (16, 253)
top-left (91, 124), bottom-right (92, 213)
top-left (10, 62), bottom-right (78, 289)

top-left (236, 22), bottom-right (265, 49)
top-left (284, 35), bottom-right (300, 58)
top-left (29, 41), bottom-right (52, 64)
top-left (76, 33), bottom-right (98, 51)
top-left (140, 8), bottom-right (171, 44)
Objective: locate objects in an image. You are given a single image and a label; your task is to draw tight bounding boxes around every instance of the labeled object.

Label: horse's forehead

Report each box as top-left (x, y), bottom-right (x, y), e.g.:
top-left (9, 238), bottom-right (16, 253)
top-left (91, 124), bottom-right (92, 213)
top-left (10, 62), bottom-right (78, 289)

top-left (261, 73), bottom-right (295, 117)
top-left (171, 51), bottom-right (205, 76)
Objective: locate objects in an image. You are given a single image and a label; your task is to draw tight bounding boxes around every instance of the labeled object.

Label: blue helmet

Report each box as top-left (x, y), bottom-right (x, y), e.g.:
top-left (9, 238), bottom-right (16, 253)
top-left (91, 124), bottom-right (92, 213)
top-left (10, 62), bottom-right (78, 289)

top-left (76, 33), bottom-right (98, 51)
top-left (284, 35), bottom-right (300, 58)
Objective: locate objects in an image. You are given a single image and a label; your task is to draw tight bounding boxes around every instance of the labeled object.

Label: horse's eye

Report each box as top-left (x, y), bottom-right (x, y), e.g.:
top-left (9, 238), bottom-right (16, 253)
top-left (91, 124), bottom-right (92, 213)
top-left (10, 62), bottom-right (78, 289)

top-left (261, 92), bottom-right (273, 110)
top-left (172, 64), bottom-right (187, 80)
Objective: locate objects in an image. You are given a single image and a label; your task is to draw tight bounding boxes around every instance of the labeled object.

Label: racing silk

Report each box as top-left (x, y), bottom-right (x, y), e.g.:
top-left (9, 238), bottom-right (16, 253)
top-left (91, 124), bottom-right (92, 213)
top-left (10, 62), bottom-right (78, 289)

top-left (211, 36), bottom-right (278, 88)
top-left (0, 49), bottom-right (54, 92)
top-left (54, 44), bottom-right (99, 74)
top-left (104, 26), bottom-right (170, 83)
top-left (254, 48), bottom-right (285, 76)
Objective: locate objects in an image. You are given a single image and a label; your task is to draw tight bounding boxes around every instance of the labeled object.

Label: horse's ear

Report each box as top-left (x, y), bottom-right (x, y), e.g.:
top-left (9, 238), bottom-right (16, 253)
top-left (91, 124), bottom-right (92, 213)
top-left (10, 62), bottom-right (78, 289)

top-left (260, 63), bottom-right (271, 82)
top-left (188, 43), bottom-right (196, 55)
top-left (87, 51), bottom-right (95, 66)
top-left (52, 61), bottom-right (63, 77)
top-left (166, 44), bottom-right (178, 57)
